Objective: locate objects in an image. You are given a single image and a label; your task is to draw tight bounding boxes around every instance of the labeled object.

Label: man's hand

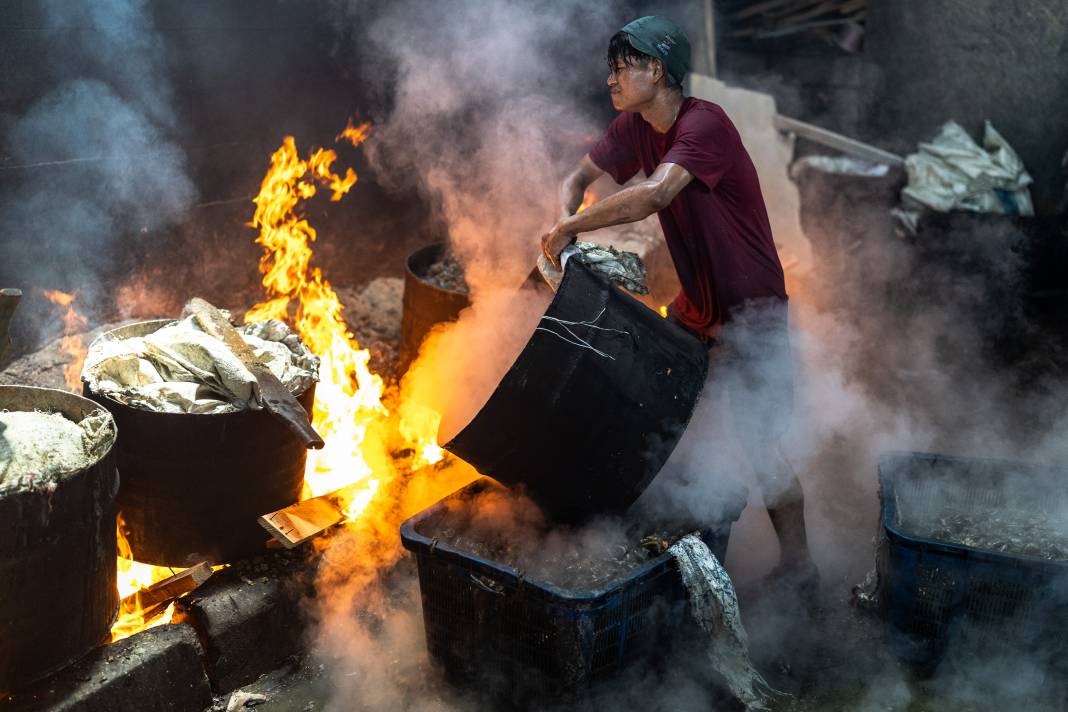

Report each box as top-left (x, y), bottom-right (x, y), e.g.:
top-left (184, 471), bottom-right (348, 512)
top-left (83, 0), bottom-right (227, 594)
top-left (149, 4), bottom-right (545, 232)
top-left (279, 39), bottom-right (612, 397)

top-left (540, 219), bottom-right (575, 268)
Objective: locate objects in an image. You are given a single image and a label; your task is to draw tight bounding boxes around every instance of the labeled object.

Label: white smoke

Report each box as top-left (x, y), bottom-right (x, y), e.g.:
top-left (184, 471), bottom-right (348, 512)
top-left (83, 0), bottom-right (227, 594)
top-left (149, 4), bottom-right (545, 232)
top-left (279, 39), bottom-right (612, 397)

top-left (312, 1), bottom-right (1068, 709)
top-left (0, 0), bottom-right (195, 337)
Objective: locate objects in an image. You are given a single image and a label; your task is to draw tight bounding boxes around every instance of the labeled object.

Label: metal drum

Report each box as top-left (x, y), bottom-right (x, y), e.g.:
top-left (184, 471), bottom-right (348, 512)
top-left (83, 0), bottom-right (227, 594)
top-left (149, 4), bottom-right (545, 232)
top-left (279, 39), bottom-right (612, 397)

top-left (442, 261), bottom-right (708, 521)
top-left (0, 385), bottom-right (118, 692)
top-left (398, 243), bottom-right (471, 374)
top-left (83, 320), bottom-right (313, 566)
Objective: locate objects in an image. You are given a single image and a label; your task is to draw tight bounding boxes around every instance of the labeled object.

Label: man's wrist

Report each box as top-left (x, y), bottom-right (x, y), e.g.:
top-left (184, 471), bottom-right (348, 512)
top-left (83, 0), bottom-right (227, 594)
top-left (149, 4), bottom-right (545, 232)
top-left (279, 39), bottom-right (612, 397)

top-left (561, 214), bottom-right (579, 236)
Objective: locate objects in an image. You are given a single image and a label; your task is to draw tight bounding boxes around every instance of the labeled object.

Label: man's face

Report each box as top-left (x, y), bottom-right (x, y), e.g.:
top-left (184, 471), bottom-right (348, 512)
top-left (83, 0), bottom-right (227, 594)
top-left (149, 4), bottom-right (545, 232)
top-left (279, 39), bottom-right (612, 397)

top-left (607, 59), bottom-right (659, 112)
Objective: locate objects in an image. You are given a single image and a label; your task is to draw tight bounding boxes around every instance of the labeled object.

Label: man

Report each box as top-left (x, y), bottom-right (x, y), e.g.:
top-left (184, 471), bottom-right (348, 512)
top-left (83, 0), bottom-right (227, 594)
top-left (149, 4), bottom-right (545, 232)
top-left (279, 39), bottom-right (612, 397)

top-left (540, 16), bottom-right (816, 589)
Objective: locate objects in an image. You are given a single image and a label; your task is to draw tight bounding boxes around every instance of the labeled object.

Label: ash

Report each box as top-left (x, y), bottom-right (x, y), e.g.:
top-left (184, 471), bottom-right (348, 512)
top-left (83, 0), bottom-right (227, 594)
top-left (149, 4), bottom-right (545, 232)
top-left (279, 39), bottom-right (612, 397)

top-left (422, 252), bottom-right (469, 294)
top-left (418, 484), bottom-right (685, 590)
top-left (899, 505), bottom-right (1068, 560)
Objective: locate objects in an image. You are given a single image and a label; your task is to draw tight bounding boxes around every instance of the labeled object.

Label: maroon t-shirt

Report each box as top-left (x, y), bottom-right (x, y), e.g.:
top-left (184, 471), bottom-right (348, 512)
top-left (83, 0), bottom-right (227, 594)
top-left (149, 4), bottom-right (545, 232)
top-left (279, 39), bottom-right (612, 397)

top-left (589, 97), bottom-right (786, 335)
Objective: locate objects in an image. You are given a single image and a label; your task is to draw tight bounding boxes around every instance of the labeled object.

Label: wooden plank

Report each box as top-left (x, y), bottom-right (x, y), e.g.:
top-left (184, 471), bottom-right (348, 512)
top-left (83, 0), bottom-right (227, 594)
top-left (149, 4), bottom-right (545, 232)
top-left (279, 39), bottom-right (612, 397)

top-left (776, 0), bottom-right (840, 27)
top-left (185, 298), bottom-right (324, 449)
top-left (258, 492), bottom-right (346, 548)
top-left (731, 0), bottom-right (800, 21)
top-left (0, 288), bottom-right (21, 367)
top-left (773, 114), bottom-right (904, 166)
top-left (703, 0), bottom-right (717, 78)
top-left (121, 562), bottom-right (213, 613)
top-left (765, 0), bottom-right (826, 19)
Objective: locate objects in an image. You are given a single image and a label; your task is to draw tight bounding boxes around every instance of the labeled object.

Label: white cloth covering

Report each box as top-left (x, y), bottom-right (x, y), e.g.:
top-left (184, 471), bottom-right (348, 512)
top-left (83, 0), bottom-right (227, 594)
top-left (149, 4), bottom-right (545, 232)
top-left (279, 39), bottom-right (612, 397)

top-left (82, 317), bottom-right (318, 414)
top-left (901, 120), bottom-right (1034, 216)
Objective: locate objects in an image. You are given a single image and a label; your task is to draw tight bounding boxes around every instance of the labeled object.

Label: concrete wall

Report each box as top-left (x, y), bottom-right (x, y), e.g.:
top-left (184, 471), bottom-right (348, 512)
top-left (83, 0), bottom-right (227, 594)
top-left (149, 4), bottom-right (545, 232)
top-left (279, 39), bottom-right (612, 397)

top-left (866, 0), bottom-right (1068, 215)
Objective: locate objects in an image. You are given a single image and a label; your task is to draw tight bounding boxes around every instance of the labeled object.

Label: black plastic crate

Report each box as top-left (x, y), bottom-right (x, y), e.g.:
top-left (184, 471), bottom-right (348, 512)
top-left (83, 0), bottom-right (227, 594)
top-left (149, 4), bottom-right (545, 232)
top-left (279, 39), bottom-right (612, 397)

top-left (400, 478), bottom-right (745, 694)
top-left (877, 451), bottom-right (1068, 671)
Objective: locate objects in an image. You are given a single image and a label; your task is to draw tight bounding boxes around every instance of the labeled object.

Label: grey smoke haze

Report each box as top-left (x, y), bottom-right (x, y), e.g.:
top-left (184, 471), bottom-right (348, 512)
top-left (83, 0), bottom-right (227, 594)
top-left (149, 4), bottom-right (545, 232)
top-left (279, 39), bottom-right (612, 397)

top-left (330, 0), bottom-right (627, 290)
top-left (0, 0), bottom-right (194, 336)
top-left (314, 1), bottom-right (1068, 709)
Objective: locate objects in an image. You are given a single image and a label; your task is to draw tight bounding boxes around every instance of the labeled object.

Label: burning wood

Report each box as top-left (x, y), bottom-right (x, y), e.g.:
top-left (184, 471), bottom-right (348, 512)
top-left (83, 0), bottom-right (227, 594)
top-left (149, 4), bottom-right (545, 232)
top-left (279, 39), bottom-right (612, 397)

top-left (258, 480), bottom-right (379, 548)
top-left (120, 562), bottom-right (213, 615)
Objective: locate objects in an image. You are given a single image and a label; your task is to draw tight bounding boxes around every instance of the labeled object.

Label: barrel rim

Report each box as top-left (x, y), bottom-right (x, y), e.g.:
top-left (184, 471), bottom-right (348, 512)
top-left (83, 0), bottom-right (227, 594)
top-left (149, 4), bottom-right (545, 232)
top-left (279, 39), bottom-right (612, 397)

top-left (0, 383), bottom-right (118, 483)
top-left (406, 242), bottom-right (470, 297)
top-left (82, 318), bottom-right (315, 417)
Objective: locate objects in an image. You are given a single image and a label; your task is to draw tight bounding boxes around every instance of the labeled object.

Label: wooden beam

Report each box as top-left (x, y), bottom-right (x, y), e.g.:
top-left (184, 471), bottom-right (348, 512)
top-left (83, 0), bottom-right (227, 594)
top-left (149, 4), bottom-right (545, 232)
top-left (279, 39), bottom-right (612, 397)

top-left (703, 0), bottom-right (717, 78)
top-left (776, 0), bottom-right (840, 26)
top-left (0, 288), bottom-right (21, 367)
top-left (258, 491), bottom-right (346, 549)
top-left (732, 0), bottom-right (804, 20)
top-left (121, 562), bottom-right (213, 613)
top-left (773, 114), bottom-right (904, 166)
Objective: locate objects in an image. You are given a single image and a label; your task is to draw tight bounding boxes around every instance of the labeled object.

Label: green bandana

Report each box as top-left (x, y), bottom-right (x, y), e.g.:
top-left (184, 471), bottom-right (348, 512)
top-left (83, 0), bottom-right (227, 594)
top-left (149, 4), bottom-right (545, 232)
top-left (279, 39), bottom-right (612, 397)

top-left (621, 15), bottom-right (691, 86)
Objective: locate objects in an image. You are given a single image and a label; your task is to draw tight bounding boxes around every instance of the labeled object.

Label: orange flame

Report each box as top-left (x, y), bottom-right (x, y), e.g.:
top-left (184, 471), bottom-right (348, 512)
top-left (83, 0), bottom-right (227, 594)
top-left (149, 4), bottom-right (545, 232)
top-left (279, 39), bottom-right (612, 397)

top-left (110, 516), bottom-right (179, 642)
top-left (658, 305), bottom-right (668, 318)
top-left (577, 188), bottom-right (597, 213)
top-left (41, 289), bottom-right (88, 391)
top-left (337, 119), bottom-right (372, 148)
top-left (245, 123), bottom-right (442, 513)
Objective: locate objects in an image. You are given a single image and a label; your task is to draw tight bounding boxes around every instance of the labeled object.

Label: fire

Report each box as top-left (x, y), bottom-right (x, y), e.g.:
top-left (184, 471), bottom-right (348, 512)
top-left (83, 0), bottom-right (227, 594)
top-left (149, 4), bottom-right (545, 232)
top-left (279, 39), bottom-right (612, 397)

top-left (337, 119), bottom-right (372, 147)
top-left (41, 289), bottom-right (88, 391)
top-left (106, 120), bottom-right (449, 643)
top-left (577, 188), bottom-right (597, 213)
top-left (244, 124), bottom-right (441, 511)
top-left (110, 516), bottom-right (178, 642)
top-left (659, 305), bottom-right (668, 318)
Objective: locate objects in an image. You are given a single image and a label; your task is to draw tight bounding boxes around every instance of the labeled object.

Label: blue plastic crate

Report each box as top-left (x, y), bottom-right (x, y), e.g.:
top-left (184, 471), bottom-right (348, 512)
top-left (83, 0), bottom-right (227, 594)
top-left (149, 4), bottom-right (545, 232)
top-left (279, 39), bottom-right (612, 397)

top-left (877, 452), bottom-right (1068, 671)
top-left (400, 477), bottom-right (745, 693)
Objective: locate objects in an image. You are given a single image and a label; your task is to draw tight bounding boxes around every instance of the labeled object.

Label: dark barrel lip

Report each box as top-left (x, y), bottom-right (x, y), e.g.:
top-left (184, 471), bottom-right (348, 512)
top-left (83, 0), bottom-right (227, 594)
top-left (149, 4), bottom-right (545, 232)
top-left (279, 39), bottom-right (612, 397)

top-left (406, 242), bottom-right (470, 296)
top-left (0, 384), bottom-right (118, 480)
top-left (440, 260), bottom-right (708, 521)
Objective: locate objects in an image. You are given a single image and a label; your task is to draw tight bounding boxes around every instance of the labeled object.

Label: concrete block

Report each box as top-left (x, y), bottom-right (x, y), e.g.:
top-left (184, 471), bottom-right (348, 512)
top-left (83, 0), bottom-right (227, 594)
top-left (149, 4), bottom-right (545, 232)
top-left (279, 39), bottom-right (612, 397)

top-left (174, 551), bottom-right (314, 693)
top-left (4, 623), bottom-right (211, 712)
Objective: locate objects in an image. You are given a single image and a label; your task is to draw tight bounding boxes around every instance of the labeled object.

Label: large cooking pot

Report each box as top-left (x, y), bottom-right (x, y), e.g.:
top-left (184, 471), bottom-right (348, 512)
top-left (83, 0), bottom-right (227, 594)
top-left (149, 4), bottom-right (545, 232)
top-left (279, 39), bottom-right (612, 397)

top-left (398, 243), bottom-right (472, 375)
top-left (83, 320), bottom-right (313, 566)
top-left (0, 385), bottom-right (118, 692)
top-left (441, 260), bottom-right (708, 521)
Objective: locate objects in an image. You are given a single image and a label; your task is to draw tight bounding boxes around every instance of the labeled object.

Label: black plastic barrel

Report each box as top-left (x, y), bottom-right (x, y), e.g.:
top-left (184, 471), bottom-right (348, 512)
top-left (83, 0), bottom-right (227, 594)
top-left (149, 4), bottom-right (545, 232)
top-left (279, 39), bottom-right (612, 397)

top-left (0, 385), bottom-right (118, 693)
top-left (82, 320), bottom-right (314, 567)
top-left (441, 260), bottom-right (708, 521)
top-left (398, 243), bottom-right (471, 374)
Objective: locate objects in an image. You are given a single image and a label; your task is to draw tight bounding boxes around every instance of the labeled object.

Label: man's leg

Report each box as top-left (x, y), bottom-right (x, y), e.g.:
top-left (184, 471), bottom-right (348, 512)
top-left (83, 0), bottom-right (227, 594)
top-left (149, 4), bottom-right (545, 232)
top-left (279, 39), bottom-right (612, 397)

top-left (722, 301), bottom-right (816, 577)
top-left (762, 446), bottom-right (815, 573)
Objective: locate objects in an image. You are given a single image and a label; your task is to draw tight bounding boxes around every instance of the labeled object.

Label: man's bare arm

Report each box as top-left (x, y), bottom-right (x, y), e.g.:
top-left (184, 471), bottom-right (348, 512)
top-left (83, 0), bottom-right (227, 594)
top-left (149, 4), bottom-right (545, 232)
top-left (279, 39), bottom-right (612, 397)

top-left (559, 155), bottom-right (604, 220)
top-left (541, 162), bottom-right (694, 265)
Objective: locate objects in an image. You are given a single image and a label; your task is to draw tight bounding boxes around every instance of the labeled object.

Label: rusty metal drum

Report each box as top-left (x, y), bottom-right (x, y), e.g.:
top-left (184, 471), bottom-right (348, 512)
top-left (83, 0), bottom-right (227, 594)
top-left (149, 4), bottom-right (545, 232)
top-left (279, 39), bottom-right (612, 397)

top-left (0, 385), bottom-right (119, 692)
top-left (83, 320), bottom-right (313, 567)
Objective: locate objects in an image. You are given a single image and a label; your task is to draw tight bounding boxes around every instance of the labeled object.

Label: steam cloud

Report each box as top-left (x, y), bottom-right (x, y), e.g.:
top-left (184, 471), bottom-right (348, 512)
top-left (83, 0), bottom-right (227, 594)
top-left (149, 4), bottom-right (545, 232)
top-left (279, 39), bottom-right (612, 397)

top-left (316, 1), bottom-right (1067, 709)
top-left (0, 0), bottom-right (195, 341)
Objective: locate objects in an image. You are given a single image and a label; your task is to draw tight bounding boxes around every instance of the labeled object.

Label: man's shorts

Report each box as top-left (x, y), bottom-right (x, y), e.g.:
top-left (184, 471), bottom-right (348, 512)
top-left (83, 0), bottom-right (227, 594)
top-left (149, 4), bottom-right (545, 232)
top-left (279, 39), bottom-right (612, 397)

top-left (714, 298), bottom-right (795, 453)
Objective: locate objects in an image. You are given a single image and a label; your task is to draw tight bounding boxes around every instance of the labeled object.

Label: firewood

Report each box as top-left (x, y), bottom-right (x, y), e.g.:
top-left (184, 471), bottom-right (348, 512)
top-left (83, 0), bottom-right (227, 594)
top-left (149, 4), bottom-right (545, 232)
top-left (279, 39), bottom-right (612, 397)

top-left (258, 493), bottom-right (346, 549)
top-left (121, 562), bottom-right (213, 613)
